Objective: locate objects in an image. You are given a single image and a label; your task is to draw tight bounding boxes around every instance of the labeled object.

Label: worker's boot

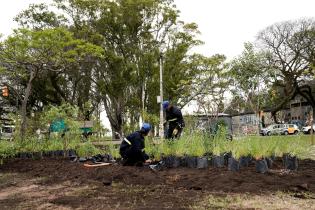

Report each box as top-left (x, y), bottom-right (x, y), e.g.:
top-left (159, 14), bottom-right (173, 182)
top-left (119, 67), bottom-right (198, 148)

top-left (134, 161), bottom-right (144, 167)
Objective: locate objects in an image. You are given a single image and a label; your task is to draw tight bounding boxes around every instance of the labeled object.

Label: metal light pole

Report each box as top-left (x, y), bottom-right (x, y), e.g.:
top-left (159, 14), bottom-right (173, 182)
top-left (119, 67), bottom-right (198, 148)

top-left (159, 53), bottom-right (164, 138)
top-left (311, 110), bottom-right (314, 145)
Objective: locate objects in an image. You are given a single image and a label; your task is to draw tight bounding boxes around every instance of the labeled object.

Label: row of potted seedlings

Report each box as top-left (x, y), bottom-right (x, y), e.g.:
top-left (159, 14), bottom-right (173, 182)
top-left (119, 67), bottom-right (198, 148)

top-left (146, 137), bottom-right (302, 173)
top-left (160, 153), bottom-right (298, 173)
top-left (14, 149), bottom-right (77, 159)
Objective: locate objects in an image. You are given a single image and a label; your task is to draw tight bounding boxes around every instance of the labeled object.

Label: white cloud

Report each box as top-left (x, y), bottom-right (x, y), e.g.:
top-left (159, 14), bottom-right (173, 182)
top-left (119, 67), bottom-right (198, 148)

top-left (0, 0), bottom-right (52, 38)
top-left (174, 0), bottom-right (315, 59)
top-left (1, 0), bottom-right (314, 58)
top-left (1, 0), bottom-right (314, 122)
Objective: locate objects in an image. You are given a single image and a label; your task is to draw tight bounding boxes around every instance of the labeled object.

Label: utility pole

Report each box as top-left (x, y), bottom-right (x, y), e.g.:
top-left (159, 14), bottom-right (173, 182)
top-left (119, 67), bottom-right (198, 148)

top-left (159, 53), bottom-right (164, 138)
top-left (311, 109), bottom-right (314, 145)
top-left (257, 75), bottom-right (261, 135)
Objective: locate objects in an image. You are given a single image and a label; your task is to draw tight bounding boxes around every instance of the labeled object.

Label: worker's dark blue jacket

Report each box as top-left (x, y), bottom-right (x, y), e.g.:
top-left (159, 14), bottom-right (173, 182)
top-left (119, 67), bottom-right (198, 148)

top-left (119, 131), bottom-right (149, 161)
top-left (166, 106), bottom-right (185, 127)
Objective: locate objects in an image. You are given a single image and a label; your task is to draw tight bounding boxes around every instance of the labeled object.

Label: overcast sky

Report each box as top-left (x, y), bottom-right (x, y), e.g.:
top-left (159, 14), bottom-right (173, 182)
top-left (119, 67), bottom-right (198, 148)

top-left (1, 0), bottom-right (315, 60)
top-left (1, 0), bottom-right (315, 122)
top-left (174, 0), bottom-right (315, 60)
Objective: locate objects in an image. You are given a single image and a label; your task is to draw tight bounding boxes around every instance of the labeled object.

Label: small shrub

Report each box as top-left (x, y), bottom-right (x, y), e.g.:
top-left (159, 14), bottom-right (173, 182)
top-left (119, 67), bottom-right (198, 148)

top-left (0, 141), bottom-right (17, 164)
top-left (76, 142), bottom-right (102, 157)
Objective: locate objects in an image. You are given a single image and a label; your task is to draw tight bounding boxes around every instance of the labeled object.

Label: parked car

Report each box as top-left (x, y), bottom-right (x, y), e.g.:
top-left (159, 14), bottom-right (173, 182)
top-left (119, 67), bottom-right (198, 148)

top-left (260, 124), bottom-right (299, 136)
top-left (260, 124), bottom-right (280, 136)
top-left (281, 124), bottom-right (299, 135)
top-left (302, 124), bottom-right (315, 134)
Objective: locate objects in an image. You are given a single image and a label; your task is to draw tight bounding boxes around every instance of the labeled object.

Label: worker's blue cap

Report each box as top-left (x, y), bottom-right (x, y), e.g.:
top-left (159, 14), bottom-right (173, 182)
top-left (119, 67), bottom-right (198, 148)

top-left (141, 123), bottom-right (151, 133)
top-left (162, 101), bottom-right (169, 110)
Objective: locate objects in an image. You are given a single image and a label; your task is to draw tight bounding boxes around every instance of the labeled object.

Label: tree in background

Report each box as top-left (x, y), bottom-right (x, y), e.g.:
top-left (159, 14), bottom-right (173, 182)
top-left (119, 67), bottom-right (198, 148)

top-left (16, 0), bottom-right (208, 137)
top-left (190, 54), bottom-right (230, 116)
top-left (257, 18), bottom-right (315, 120)
top-left (0, 28), bottom-right (103, 140)
top-left (3, 0), bottom-right (242, 138)
top-left (230, 43), bottom-right (272, 115)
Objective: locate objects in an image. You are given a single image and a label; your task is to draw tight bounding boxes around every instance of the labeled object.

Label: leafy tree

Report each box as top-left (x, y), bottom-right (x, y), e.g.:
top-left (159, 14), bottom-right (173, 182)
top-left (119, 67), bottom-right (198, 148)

top-left (14, 3), bottom-right (67, 29)
top-left (51, 0), bottom-right (204, 137)
top-left (9, 0), bottom-right (227, 139)
top-left (230, 43), bottom-right (272, 115)
top-left (0, 28), bottom-right (103, 140)
top-left (188, 54), bottom-right (230, 115)
top-left (257, 18), bottom-right (315, 120)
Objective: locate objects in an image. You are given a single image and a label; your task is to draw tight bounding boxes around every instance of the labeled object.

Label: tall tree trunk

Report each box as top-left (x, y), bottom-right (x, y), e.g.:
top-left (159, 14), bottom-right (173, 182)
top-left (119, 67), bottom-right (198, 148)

top-left (20, 70), bottom-right (37, 141)
top-left (103, 96), bottom-right (124, 139)
top-left (312, 106), bottom-right (315, 145)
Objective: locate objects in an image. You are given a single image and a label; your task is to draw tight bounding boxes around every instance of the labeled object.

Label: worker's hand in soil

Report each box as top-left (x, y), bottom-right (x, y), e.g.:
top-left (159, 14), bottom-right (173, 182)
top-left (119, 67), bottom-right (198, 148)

top-left (145, 159), bottom-right (152, 164)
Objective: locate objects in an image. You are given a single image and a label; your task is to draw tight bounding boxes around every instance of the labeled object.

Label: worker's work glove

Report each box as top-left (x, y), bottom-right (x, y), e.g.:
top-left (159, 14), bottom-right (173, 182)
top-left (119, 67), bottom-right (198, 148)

top-left (172, 128), bottom-right (179, 136)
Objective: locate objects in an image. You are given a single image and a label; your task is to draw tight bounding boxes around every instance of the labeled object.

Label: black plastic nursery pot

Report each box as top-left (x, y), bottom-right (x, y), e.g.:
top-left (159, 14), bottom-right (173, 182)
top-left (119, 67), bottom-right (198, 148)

top-left (283, 154), bottom-right (298, 171)
top-left (104, 154), bottom-right (114, 162)
top-left (54, 150), bottom-right (64, 157)
top-left (270, 154), bottom-right (276, 161)
top-left (265, 157), bottom-right (273, 169)
top-left (186, 156), bottom-right (198, 168)
top-left (255, 158), bottom-right (268, 173)
top-left (27, 152), bottom-right (34, 158)
top-left (18, 152), bottom-right (33, 159)
top-left (180, 156), bottom-right (188, 167)
top-left (67, 149), bottom-right (77, 157)
top-left (224, 152), bottom-right (232, 166)
top-left (42, 151), bottom-right (50, 157)
top-left (45, 151), bottom-right (54, 157)
top-left (16, 152), bottom-right (26, 159)
top-left (212, 155), bottom-right (225, 168)
top-left (32, 152), bottom-right (43, 160)
top-left (239, 156), bottom-right (251, 167)
top-left (162, 156), bottom-right (181, 168)
top-left (196, 157), bottom-right (208, 169)
top-left (228, 157), bottom-right (240, 172)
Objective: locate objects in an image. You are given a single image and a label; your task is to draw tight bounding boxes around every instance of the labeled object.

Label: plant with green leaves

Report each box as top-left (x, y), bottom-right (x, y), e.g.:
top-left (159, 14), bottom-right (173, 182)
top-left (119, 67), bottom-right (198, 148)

top-left (76, 142), bottom-right (102, 157)
top-left (160, 140), bottom-right (176, 157)
top-left (0, 141), bottom-right (17, 165)
top-left (0, 27), bottom-right (103, 141)
top-left (42, 137), bottom-right (64, 151)
top-left (244, 137), bottom-right (261, 160)
top-left (41, 103), bottom-right (82, 154)
top-left (145, 137), bottom-right (162, 160)
top-left (282, 136), bottom-right (311, 159)
top-left (105, 143), bottom-right (120, 159)
top-left (185, 133), bottom-right (207, 157)
top-left (212, 125), bottom-right (228, 156)
top-left (227, 140), bottom-right (241, 160)
top-left (17, 137), bottom-right (43, 153)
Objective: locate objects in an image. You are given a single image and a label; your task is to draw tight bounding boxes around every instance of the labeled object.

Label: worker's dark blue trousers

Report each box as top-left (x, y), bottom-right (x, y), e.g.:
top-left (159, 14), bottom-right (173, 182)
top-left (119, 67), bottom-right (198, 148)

top-left (120, 147), bottom-right (147, 166)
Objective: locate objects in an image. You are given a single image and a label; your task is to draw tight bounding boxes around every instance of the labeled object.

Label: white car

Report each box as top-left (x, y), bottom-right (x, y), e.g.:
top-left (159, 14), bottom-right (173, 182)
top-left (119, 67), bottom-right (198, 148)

top-left (260, 124), bottom-right (280, 136)
top-left (302, 124), bottom-right (315, 134)
top-left (260, 124), bottom-right (299, 136)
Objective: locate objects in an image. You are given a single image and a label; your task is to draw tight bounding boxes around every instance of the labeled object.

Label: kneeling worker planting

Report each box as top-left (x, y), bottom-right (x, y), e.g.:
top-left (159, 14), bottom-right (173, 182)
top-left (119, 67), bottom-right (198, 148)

top-left (119, 123), bottom-right (152, 166)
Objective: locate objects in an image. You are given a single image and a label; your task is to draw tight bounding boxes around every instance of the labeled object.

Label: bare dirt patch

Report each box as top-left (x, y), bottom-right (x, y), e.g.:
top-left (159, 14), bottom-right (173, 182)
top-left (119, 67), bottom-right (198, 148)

top-left (0, 158), bottom-right (314, 209)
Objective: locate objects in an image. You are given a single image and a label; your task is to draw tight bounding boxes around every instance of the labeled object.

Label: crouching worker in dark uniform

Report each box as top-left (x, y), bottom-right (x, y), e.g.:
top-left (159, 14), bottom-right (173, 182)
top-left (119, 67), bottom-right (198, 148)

top-left (119, 123), bottom-right (152, 166)
top-left (162, 101), bottom-right (185, 139)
